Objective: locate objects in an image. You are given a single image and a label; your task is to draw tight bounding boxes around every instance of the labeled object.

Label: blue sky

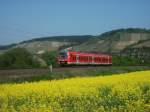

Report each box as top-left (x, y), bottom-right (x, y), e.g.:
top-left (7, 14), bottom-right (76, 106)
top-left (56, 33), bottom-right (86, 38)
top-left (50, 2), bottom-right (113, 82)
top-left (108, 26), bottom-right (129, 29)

top-left (0, 0), bottom-right (150, 45)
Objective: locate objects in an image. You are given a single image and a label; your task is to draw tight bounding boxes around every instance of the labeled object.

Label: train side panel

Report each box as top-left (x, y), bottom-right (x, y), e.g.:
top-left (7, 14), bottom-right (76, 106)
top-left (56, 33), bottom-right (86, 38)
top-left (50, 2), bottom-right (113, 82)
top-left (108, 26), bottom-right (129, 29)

top-left (66, 51), bottom-right (112, 65)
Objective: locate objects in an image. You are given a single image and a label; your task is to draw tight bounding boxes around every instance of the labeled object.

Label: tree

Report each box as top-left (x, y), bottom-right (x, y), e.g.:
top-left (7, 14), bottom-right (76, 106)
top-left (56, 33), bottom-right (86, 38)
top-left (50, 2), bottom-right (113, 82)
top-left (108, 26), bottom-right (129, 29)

top-left (0, 48), bottom-right (40, 69)
top-left (41, 51), bottom-right (58, 67)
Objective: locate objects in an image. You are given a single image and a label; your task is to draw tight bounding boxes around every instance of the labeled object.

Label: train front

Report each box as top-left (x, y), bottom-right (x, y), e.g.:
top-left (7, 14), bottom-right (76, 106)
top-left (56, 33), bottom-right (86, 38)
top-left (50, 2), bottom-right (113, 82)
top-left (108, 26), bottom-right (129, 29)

top-left (57, 50), bottom-right (68, 65)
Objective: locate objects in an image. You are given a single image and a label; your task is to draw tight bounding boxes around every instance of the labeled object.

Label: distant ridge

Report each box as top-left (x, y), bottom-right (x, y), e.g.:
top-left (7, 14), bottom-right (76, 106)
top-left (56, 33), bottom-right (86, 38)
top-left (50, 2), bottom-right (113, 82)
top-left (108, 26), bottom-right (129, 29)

top-left (75, 28), bottom-right (150, 53)
top-left (20, 35), bottom-right (93, 44)
top-left (0, 35), bottom-right (93, 51)
top-left (0, 28), bottom-right (150, 56)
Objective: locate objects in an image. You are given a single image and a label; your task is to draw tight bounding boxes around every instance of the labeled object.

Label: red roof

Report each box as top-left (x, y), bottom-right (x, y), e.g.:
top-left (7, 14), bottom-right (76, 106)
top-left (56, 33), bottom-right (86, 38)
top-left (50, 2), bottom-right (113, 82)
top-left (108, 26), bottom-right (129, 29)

top-left (69, 51), bottom-right (111, 57)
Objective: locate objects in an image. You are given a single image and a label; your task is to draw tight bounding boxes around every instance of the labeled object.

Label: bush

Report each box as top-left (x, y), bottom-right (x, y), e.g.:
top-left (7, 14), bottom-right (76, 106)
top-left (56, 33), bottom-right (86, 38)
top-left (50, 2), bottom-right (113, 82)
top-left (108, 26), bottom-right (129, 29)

top-left (0, 48), bottom-right (40, 69)
top-left (41, 51), bottom-right (58, 67)
top-left (112, 55), bottom-right (141, 66)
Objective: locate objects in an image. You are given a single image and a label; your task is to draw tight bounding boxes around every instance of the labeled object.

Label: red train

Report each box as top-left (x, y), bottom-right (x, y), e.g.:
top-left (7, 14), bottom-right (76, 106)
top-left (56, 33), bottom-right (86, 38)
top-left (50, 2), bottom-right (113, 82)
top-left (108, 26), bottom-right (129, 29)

top-left (58, 48), bottom-right (112, 65)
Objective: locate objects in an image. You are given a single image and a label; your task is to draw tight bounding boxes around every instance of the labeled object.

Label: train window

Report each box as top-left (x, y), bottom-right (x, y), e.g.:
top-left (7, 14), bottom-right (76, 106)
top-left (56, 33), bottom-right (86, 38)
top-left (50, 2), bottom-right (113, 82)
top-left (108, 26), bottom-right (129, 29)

top-left (71, 56), bottom-right (73, 60)
top-left (104, 58), bottom-right (107, 62)
top-left (94, 57), bottom-right (97, 61)
top-left (59, 51), bottom-right (67, 58)
top-left (102, 57), bottom-right (104, 62)
top-left (90, 57), bottom-right (92, 61)
top-left (103, 58), bottom-right (105, 62)
top-left (81, 57), bottom-right (83, 61)
top-left (72, 56), bottom-right (74, 60)
top-left (74, 56), bottom-right (76, 60)
top-left (72, 56), bottom-right (75, 61)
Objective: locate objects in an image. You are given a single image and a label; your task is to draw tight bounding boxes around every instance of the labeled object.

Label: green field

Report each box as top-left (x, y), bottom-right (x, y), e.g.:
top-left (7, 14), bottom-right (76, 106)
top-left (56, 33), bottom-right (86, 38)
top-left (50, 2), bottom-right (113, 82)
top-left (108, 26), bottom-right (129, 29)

top-left (0, 71), bottom-right (150, 112)
top-left (1, 66), bottom-right (150, 84)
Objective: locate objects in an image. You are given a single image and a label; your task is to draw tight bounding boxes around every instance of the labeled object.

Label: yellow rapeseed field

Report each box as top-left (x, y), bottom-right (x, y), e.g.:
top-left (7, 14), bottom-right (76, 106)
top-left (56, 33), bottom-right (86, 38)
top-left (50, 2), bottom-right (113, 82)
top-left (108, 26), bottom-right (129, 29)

top-left (0, 71), bottom-right (150, 112)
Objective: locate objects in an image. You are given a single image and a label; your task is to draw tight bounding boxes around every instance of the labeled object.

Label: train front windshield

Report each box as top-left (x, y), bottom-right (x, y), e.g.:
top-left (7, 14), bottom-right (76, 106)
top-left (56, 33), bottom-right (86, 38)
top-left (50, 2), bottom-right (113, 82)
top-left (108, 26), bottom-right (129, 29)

top-left (59, 51), bottom-right (67, 59)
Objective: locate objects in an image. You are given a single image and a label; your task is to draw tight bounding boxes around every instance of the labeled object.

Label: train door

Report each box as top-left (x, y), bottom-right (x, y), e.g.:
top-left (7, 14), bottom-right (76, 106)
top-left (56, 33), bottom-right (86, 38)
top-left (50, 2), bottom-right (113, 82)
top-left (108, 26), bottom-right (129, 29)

top-left (107, 56), bottom-right (109, 64)
top-left (92, 56), bottom-right (94, 64)
top-left (76, 55), bottom-right (79, 64)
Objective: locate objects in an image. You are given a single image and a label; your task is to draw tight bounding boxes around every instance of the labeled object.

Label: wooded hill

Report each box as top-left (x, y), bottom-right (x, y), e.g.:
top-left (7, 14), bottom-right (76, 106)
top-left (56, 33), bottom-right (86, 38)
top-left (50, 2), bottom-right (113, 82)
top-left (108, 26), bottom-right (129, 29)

top-left (0, 28), bottom-right (150, 67)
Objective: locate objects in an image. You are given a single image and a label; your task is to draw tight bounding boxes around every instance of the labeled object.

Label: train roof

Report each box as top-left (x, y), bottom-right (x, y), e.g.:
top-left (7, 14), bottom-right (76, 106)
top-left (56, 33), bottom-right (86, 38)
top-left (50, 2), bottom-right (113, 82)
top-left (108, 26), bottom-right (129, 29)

top-left (68, 51), bottom-right (111, 57)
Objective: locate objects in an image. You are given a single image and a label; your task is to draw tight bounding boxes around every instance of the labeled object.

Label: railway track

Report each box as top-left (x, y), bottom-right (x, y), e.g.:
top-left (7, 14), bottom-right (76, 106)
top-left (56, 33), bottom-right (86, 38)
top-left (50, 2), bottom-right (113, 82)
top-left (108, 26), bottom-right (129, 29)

top-left (0, 66), bottom-right (150, 77)
top-left (0, 66), bottom-right (105, 76)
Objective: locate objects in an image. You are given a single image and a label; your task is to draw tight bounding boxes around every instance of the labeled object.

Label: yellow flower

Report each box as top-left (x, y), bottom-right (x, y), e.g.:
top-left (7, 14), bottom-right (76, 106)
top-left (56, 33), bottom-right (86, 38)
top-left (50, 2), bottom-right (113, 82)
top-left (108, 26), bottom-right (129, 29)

top-left (0, 70), bottom-right (150, 112)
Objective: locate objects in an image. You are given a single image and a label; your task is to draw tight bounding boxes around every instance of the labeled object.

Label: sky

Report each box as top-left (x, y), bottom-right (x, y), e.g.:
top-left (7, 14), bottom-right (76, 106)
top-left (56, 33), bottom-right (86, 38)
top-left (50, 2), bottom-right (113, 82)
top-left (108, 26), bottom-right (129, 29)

top-left (0, 0), bottom-right (150, 45)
